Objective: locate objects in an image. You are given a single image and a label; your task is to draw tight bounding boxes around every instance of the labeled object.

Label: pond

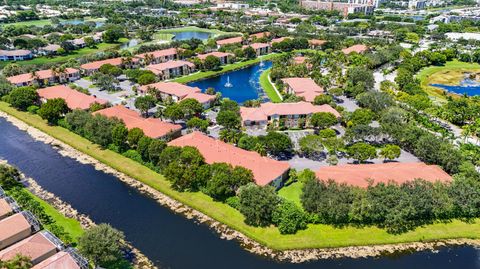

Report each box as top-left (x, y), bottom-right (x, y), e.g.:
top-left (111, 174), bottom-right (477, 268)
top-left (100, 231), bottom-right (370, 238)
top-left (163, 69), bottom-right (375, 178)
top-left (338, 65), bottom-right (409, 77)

top-left (120, 38), bottom-right (139, 49)
top-left (431, 78), bottom-right (480, 96)
top-left (171, 31), bottom-right (212, 40)
top-left (188, 61), bottom-right (272, 104)
top-left (1, 117), bottom-right (480, 269)
top-left (60, 19), bottom-right (105, 28)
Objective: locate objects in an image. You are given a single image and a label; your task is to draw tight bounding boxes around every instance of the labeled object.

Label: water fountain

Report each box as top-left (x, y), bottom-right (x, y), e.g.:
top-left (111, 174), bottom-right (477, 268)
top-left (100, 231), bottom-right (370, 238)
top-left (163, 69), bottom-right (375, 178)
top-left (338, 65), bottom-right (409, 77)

top-left (224, 76), bottom-right (233, 88)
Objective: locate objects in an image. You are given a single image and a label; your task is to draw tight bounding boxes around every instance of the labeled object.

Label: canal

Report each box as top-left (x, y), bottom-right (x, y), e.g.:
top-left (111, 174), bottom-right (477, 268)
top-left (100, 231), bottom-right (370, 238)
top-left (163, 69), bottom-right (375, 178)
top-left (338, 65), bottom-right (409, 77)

top-left (0, 117), bottom-right (478, 269)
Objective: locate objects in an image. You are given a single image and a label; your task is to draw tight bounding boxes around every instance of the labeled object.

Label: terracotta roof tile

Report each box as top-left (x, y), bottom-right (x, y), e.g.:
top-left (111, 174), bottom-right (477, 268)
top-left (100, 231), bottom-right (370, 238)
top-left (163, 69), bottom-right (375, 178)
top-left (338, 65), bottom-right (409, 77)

top-left (216, 36), bottom-right (243, 46)
top-left (241, 102), bottom-right (340, 122)
top-left (135, 48), bottom-right (178, 59)
top-left (140, 82), bottom-right (215, 104)
top-left (0, 233), bottom-right (57, 264)
top-left (342, 44), bottom-right (368, 54)
top-left (315, 162), bottom-right (452, 188)
top-left (93, 105), bottom-right (182, 139)
top-left (281, 77), bottom-right (324, 102)
top-left (38, 85), bottom-right (108, 110)
top-left (197, 51), bottom-right (233, 60)
top-left (0, 213), bottom-right (32, 249)
top-left (32, 251), bottom-right (81, 269)
top-left (168, 132), bottom-right (290, 185)
top-left (7, 68), bottom-right (79, 85)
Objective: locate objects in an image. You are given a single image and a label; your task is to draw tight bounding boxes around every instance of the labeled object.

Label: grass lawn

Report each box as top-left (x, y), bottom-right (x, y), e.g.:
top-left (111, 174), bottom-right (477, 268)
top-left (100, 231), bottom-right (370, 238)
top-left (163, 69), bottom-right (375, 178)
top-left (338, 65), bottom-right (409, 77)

top-left (2, 101), bottom-right (480, 250)
top-left (278, 182), bottom-right (303, 207)
top-left (417, 60), bottom-right (480, 100)
top-left (0, 42), bottom-right (122, 68)
top-left (259, 68), bottom-right (282, 102)
top-left (173, 53), bottom-right (280, 84)
top-left (23, 189), bottom-right (84, 243)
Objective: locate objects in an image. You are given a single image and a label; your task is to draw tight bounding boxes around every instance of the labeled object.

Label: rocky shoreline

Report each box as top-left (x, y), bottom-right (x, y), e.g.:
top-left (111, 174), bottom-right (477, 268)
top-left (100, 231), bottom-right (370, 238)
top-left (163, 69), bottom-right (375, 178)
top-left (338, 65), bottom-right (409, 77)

top-left (1, 111), bottom-right (480, 264)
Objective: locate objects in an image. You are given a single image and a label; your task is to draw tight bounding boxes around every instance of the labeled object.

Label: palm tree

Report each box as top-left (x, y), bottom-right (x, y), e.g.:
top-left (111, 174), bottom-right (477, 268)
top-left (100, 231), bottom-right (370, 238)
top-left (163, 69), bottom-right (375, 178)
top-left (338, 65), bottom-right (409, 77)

top-left (144, 53), bottom-right (154, 65)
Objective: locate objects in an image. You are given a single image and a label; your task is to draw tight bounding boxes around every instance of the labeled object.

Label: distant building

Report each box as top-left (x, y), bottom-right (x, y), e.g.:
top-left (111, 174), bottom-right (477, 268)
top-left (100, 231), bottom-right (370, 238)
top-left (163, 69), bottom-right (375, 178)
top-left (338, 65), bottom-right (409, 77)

top-left (196, 51), bottom-right (234, 65)
top-left (315, 162), bottom-right (452, 188)
top-left (94, 105), bottom-right (182, 139)
top-left (0, 50), bottom-right (33, 61)
top-left (146, 60), bottom-right (195, 80)
top-left (38, 44), bottom-right (61, 55)
top-left (140, 82), bottom-right (216, 108)
top-left (7, 68), bottom-right (80, 87)
top-left (281, 77), bottom-right (325, 102)
top-left (308, 39), bottom-right (327, 48)
top-left (37, 85), bottom-right (108, 110)
top-left (242, 43), bottom-right (271, 56)
top-left (135, 48), bottom-right (178, 65)
top-left (168, 132), bottom-right (291, 188)
top-left (80, 57), bottom-right (140, 75)
top-left (445, 32), bottom-right (480, 41)
top-left (300, 0), bottom-right (375, 16)
top-left (240, 102), bottom-right (340, 128)
top-left (216, 2), bottom-right (249, 9)
top-left (342, 44), bottom-right (369, 54)
top-left (216, 36), bottom-right (244, 47)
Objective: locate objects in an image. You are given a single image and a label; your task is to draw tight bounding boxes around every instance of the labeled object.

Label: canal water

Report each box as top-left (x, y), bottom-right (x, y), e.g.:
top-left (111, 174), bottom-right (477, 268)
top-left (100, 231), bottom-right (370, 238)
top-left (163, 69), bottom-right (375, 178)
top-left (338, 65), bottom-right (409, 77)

top-left (188, 61), bottom-right (272, 104)
top-left (0, 117), bottom-right (479, 269)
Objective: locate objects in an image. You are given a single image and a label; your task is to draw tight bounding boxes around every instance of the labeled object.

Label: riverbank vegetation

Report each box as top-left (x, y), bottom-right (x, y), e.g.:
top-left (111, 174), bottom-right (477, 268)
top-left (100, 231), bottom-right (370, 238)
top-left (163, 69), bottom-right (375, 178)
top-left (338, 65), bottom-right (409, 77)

top-left (0, 164), bottom-right (83, 244)
top-left (2, 102), bottom-right (480, 250)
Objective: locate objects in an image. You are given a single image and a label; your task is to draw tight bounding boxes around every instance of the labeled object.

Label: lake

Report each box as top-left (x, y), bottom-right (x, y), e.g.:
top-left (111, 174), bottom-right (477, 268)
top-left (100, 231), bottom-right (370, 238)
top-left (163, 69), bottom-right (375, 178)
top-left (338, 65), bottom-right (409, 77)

top-left (0, 117), bottom-right (479, 269)
top-left (188, 61), bottom-right (272, 104)
top-left (120, 38), bottom-right (139, 49)
top-left (431, 78), bottom-right (480, 96)
top-left (172, 31), bottom-right (212, 41)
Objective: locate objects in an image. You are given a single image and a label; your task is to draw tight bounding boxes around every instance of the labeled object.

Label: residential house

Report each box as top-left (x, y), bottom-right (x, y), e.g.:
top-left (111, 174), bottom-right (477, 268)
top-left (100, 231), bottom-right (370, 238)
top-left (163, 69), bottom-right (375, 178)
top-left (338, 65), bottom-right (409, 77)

top-left (342, 44), bottom-right (369, 54)
top-left (249, 31), bottom-right (271, 40)
top-left (281, 77), bottom-right (325, 102)
top-left (240, 102), bottom-right (340, 128)
top-left (146, 60), bottom-right (195, 80)
top-left (32, 249), bottom-right (88, 269)
top-left (243, 43), bottom-right (271, 56)
top-left (80, 57), bottom-right (140, 75)
top-left (308, 39), bottom-right (327, 48)
top-left (216, 36), bottom-right (243, 47)
top-left (196, 51), bottom-right (233, 65)
top-left (315, 162), bottom-right (452, 188)
top-left (7, 68), bottom-right (80, 87)
top-left (0, 50), bottom-right (33, 61)
top-left (0, 231), bottom-right (59, 265)
top-left (168, 132), bottom-right (291, 188)
top-left (70, 38), bottom-right (86, 49)
top-left (270, 37), bottom-right (290, 44)
top-left (0, 212), bottom-right (38, 250)
top-left (0, 197), bottom-right (16, 220)
top-left (93, 105), bottom-right (182, 139)
top-left (38, 44), bottom-right (61, 55)
top-left (37, 85), bottom-right (108, 110)
top-left (135, 48), bottom-right (178, 65)
top-left (140, 82), bottom-right (216, 108)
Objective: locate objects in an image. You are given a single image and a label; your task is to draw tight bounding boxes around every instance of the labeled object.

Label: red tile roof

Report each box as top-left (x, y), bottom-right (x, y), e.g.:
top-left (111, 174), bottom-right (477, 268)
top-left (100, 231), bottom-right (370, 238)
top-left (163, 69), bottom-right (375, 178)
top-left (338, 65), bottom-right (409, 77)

top-left (342, 44), bottom-right (368, 54)
top-left (243, 43), bottom-right (270, 50)
top-left (0, 199), bottom-right (12, 220)
top-left (281, 77), bottom-right (324, 102)
top-left (197, 51), bottom-right (233, 60)
top-left (80, 57), bottom-right (139, 71)
top-left (168, 132), bottom-right (290, 186)
top-left (0, 213), bottom-right (31, 248)
top-left (315, 162), bottom-right (452, 188)
top-left (147, 60), bottom-right (194, 73)
top-left (135, 48), bottom-right (178, 60)
top-left (293, 56), bottom-right (306, 64)
top-left (249, 32), bottom-right (271, 39)
top-left (37, 85), bottom-right (108, 110)
top-left (240, 102), bottom-right (340, 122)
top-left (309, 39), bottom-right (327, 46)
top-left (216, 36), bottom-right (243, 46)
top-left (7, 68), bottom-right (79, 85)
top-left (271, 37), bottom-right (290, 44)
top-left (140, 82), bottom-right (215, 104)
top-left (0, 233), bottom-right (57, 264)
top-left (93, 105), bottom-right (182, 139)
top-left (32, 251), bottom-right (81, 269)
top-left (0, 50), bottom-right (32, 57)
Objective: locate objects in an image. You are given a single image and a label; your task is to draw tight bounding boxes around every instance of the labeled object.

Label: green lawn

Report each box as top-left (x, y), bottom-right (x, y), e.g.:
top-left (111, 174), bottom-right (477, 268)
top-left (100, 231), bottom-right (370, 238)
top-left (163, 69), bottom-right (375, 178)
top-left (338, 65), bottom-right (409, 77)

top-left (0, 42), bottom-right (123, 68)
top-left (173, 54), bottom-right (280, 84)
top-left (417, 60), bottom-right (480, 100)
top-left (19, 189), bottom-right (84, 243)
top-left (2, 101), bottom-right (480, 250)
top-left (278, 182), bottom-right (303, 207)
top-left (259, 68), bottom-right (282, 102)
